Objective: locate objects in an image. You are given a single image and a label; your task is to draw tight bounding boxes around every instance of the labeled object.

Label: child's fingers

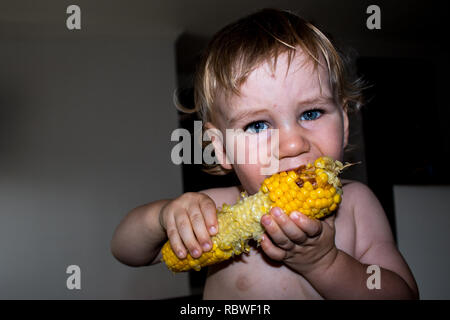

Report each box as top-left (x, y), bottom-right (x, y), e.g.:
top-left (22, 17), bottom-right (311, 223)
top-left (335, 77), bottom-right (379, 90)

top-left (187, 203), bottom-right (213, 252)
top-left (261, 213), bottom-right (294, 251)
top-left (323, 213), bottom-right (336, 229)
top-left (166, 216), bottom-right (187, 259)
top-left (259, 233), bottom-right (286, 261)
top-left (175, 212), bottom-right (202, 258)
top-left (290, 211), bottom-right (322, 238)
top-left (199, 197), bottom-right (218, 235)
top-left (269, 207), bottom-right (307, 244)
top-left (167, 231), bottom-right (186, 259)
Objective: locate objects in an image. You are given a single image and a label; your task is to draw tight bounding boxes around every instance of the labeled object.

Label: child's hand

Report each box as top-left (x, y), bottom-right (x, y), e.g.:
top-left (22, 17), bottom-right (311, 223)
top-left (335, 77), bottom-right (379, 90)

top-left (260, 207), bottom-right (338, 276)
top-left (159, 192), bottom-right (218, 260)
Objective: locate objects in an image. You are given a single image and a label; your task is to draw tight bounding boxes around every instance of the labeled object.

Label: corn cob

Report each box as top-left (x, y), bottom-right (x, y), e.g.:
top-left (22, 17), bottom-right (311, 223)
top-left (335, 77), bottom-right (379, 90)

top-left (161, 156), bottom-right (351, 272)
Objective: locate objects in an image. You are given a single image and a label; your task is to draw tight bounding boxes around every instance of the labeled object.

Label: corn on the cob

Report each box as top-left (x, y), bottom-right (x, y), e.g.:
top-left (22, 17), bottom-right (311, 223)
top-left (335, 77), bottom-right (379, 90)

top-left (161, 156), bottom-right (351, 272)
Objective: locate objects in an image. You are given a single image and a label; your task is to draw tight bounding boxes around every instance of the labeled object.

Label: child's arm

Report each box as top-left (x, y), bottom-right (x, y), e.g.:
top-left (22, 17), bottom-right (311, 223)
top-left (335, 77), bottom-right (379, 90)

top-left (110, 199), bottom-right (170, 266)
top-left (260, 181), bottom-right (419, 299)
top-left (306, 182), bottom-right (418, 299)
top-left (111, 191), bottom-right (221, 267)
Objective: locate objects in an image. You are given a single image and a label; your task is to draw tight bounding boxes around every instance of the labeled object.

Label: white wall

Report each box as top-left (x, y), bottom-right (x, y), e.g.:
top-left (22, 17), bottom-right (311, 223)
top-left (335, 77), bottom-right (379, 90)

top-left (0, 35), bottom-right (190, 299)
top-left (394, 185), bottom-right (450, 300)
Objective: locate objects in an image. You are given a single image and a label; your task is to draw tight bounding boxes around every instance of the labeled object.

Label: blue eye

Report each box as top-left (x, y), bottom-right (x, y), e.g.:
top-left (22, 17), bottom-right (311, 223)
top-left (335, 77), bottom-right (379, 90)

top-left (300, 109), bottom-right (323, 121)
top-left (244, 121), bottom-right (269, 133)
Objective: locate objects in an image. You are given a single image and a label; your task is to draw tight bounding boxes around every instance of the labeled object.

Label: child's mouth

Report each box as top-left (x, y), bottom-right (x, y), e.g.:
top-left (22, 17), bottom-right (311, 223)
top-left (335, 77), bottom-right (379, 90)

top-left (284, 165), bottom-right (305, 172)
top-left (282, 163), bottom-right (310, 173)
top-left (281, 158), bottom-right (316, 173)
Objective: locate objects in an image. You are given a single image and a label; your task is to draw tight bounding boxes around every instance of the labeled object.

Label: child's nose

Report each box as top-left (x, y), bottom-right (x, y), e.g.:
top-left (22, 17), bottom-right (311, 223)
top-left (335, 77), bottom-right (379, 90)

top-left (277, 127), bottom-right (310, 159)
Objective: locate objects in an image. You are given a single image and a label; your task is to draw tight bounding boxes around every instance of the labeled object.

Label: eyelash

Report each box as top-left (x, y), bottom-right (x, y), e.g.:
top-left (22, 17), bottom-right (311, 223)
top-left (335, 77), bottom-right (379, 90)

top-left (244, 121), bottom-right (269, 133)
top-left (300, 108), bottom-right (324, 121)
top-left (243, 108), bottom-right (324, 133)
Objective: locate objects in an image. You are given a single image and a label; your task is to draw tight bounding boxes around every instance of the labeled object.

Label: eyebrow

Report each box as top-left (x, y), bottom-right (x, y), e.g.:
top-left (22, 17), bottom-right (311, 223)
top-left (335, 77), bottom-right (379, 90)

top-left (297, 95), bottom-right (334, 106)
top-left (226, 96), bottom-right (334, 126)
top-left (226, 108), bottom-right (270, 127)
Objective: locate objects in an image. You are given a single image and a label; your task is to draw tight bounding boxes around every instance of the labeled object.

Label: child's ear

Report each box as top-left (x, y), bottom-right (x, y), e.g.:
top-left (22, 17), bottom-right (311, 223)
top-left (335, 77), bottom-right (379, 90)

top-left (343, 108), bottom-right (349, 148)
top-left (204, 122), bottom-right (233, 171)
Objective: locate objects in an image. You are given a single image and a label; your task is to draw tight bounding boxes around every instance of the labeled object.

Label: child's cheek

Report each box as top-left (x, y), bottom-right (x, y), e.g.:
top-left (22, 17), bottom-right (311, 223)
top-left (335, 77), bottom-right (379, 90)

top-left (317, 121), bottom-right (345, 161)
top-left (227, 132), bottom-right (274, 168)
top-left (234, 164), bottom-right (264, 195)
top-left (250, 132), bottom-right (279, 173)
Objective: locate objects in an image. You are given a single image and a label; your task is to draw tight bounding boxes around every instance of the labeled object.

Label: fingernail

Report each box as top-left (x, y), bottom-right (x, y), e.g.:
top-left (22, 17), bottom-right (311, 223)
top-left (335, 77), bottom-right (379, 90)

top-left (272, 208), bottom-right (281, 217)
top-left (209, 226), bottom-right (217, 234)
top-left (203, 243), bottom-right (211, 251)
top-left (192, 249), bottom-right (200, 257)
top-left (178, 251), bottom-right (185, 258)
top-left (290, 212), bottom-right (299, 220)
top-left (262, 215), bottom-right (272, 226)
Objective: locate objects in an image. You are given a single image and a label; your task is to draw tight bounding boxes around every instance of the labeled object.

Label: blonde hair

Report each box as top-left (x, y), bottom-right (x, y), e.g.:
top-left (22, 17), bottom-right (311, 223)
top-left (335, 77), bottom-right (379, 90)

top-left (188, 8), bottom-right (365, 175)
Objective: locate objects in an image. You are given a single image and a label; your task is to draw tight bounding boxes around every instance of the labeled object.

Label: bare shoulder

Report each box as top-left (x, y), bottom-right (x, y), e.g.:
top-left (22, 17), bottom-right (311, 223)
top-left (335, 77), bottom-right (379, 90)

top-left (199, 186), bottom-right (243, 209)
top-left (340, 179), bottom-right (391, 227)
top-left (341, 179), bottom-right (396, 256)
top-left (340, 179), bottom-right (374, 207)
top-left (341, 179), bottom-right (388, 221)
top-left (334, 179), bottom-right (369, 220)
top-left (341, 178), bottom-right (371, 196)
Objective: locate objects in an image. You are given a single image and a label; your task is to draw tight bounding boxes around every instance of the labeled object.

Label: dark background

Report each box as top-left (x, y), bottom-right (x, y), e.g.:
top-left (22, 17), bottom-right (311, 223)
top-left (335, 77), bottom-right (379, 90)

top-left (0, 0), bottom-right (449, 299)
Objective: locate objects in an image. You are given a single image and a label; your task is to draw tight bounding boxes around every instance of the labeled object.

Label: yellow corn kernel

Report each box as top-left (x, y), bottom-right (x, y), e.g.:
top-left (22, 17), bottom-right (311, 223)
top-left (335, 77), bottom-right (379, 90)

top-left (301, 189), bottom-right (309, 197)
top-left (289, 189), bottom-right (297, 198)
top-left (333, 193), bottom-right (341, 204)
top-left (316, 188), bottom-right (324, 198)
top-left (314, 199), bottom-right (322, 208)
top-left (284, 203), bottom-right (292, 212)
top-left (275, 189), bottom-right (283, 198)
top-left (327, 198), bottom-right (333, 207)
top-left (329, 186), bottom-right (336, 196)
top-left (269, 192), bottom-right (278, 202)
top-left (318, 173), bottom-right (329, 185)
top-left (304, 181), bottom-right (313, 191)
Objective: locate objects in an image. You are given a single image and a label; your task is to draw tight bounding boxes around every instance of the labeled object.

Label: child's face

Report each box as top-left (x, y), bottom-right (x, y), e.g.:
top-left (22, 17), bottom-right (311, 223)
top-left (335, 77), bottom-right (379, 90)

top-left (207, 49), bottom-right (349, 194)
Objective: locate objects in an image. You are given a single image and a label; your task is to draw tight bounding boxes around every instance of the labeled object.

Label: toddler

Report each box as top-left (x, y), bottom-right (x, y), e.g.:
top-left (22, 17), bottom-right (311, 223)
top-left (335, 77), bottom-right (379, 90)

top-left (111, 8), bottom-right (418, 299)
